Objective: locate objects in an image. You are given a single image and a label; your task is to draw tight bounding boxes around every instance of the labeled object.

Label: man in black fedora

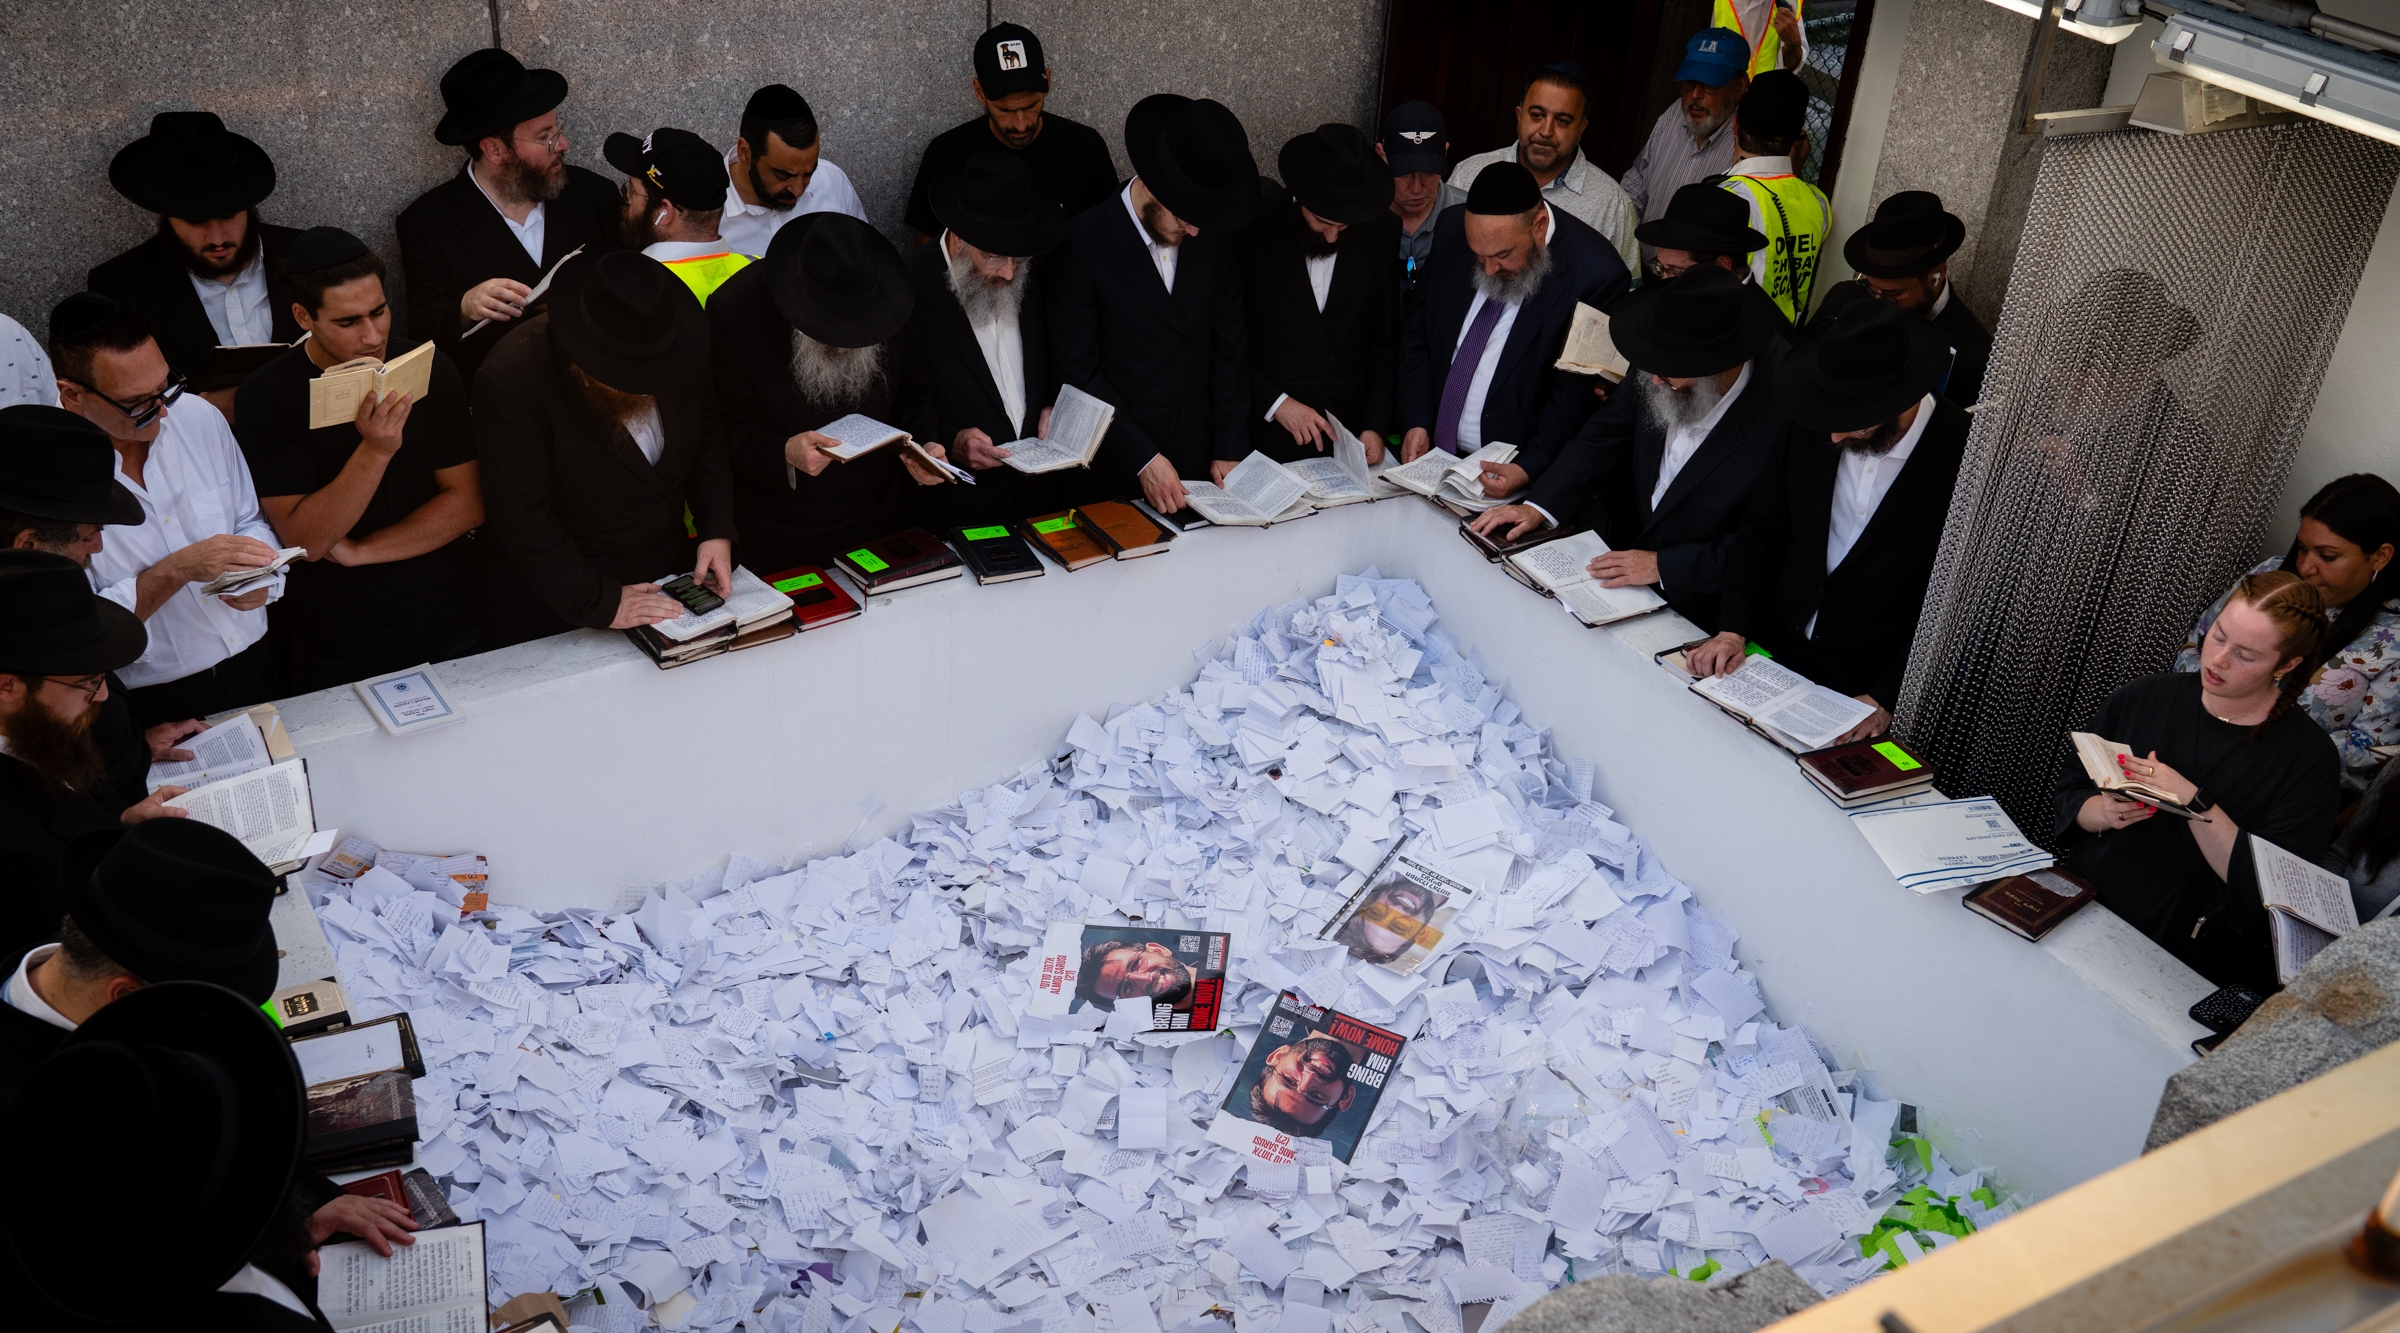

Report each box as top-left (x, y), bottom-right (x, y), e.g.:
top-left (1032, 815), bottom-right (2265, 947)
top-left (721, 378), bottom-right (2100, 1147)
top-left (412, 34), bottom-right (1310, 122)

top-left (0, 981), bottom-right (347, 1328)
top-left (1819, 190), bottom-right (1989, 407)
top-left (1049, 94), bottom-right (1260, 514)
top-left (1232, 124), bottom-right (1400, 467)
top-left (87, 112), bottom-right (302, 423)
top-left (1398, 161), bottom-right (1629, 499)
top-left (1471, 266), bottom-right (1789, 632)
top-left (397, 48), bottom-right (620, 382)
top-left (1689, 299), bottom-right (1971, 736)
top-left (899, 153), bottom-right (1073, 520)
top-left (474, 252), bottom-right (734, 647)
top-left (1635, 183), bottom-right (1774, 309)
top-left (904, 23), bottom-right (1118, 247)
top-left (712, 214), bottom-right (946, 571)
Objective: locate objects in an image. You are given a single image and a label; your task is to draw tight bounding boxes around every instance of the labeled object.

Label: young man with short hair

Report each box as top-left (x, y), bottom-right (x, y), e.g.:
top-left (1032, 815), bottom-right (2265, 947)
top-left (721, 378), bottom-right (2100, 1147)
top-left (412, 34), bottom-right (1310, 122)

top-left (719, 85), bottom-right (868, 259)
top-left (234, 228), bottom-right (483, 691)
top-left (904, 23), bottom-right (1118, 245)
top-left (1449, 63), bottom-right (1642, 271)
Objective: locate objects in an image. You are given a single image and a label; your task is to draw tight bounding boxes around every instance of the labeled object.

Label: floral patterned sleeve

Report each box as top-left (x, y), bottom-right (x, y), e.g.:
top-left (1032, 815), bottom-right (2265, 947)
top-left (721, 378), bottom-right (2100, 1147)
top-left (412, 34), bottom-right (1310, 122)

top-left (2302, 604), bottom-right (2400, 794)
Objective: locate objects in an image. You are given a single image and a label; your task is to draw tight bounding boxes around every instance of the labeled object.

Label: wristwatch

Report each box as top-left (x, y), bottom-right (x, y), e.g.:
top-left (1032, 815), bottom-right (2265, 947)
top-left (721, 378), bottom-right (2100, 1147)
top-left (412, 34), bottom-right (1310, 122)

top-left (2185, 787), bottom-right (2216, 816)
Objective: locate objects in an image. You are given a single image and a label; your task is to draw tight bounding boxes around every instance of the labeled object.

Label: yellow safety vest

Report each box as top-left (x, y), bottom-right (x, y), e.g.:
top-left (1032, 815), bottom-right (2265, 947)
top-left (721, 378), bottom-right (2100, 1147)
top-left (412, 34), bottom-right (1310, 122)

top-left (660, 250), bottom-right (752, 306)
top-left (1719, 171), bottom-right (1829, 324)
top-left (1712, 0), bottom-right (1803, 76)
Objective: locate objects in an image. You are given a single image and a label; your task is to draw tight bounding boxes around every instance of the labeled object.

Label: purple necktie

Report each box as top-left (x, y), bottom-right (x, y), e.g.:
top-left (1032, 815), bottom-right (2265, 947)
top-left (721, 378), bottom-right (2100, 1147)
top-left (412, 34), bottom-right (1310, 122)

top-left (1434, 298), bottom-right (1507, 455)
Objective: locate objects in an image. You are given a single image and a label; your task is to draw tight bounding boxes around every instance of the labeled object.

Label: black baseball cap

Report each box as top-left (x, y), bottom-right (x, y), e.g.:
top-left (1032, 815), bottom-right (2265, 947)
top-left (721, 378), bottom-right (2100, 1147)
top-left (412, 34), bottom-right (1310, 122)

top-left (1379, 101), bottom-right (1449, 176)
top-left (604, 127), bottom-right (730, 212)
top-left (975, 23), bottom-right (1048, 100)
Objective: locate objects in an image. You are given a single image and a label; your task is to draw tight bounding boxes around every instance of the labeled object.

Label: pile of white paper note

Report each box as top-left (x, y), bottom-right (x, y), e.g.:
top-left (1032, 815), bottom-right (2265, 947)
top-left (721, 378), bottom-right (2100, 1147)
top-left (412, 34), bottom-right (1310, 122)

top-left (308, 573), bottom-right (2011, 1333)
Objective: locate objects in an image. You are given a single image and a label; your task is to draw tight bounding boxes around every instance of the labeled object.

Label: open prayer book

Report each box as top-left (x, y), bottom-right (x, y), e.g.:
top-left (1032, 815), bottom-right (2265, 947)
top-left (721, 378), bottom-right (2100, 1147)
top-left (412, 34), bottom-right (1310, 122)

top-left (2251, 837), bottom-right (2362, 983)
top-left (165, 755), bottom-right (329, 874)
top-left (644, 565), bottom-right (792, 642)
top-left (1504, 529), bottom-right (1668, 627)
top-left (145, 710), bottom-right (269, 793)
top-left (1000, 383), bottom-right (1114, 473)
top-left (308, 341), bottom-right (436, 429)
top-left (1554, 302), bottom-right (1629, 381)
top-left (1278, 413), bottom-right (1399, 508)
top-left (2071, 731), bottom-right (2205, 819)
top-left (1689, 655), bottom-right (1877, 753)
top-left (1181, 451), bottom-right (1316, 526)
top-left (293, 1012), bottom-right (423, 1172)
top-left (807, 413), bottom-right (973, 484)
top-left (317, 1219), bottom-right (486, 1332)
top-left (463, 243), bottom-right (583, 338)
top-left (1382, 441), bottom-right (1517, 513)
top-left (197, 546), bottom-right (304, 596)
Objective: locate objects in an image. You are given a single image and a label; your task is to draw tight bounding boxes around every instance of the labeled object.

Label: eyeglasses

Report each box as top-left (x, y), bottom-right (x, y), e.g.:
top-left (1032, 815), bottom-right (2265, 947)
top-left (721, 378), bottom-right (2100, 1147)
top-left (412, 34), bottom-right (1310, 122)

top-left (67, 369), bottom-right (184, 429)
top-left (37, 675), bottom-right (106, 702)
top-left (1650, 257), bottom-right (1698, 282)
top-left (514, 120), bottom-right (568, 154)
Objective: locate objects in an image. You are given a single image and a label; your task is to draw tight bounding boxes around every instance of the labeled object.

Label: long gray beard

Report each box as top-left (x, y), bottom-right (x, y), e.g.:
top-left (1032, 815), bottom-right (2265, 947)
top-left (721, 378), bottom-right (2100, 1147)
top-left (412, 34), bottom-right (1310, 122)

top-left (1470, 237), bottom-right (1553, 305)
top-left (946, 249), bottom-right (1031, 327)
top-left (1641, 372), bottom-right (1730, 430)
top-left (788, 332), bottom-right (886, 411)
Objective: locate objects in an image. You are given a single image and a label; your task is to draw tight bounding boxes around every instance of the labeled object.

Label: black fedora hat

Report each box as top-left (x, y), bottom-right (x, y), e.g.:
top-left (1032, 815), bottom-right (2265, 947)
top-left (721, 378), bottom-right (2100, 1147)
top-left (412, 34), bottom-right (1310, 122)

top-left (547, 251), bottom-right (711, 395)
top-left (1127, 94), bottom-right (1261, 231)
top-left (0, 404), bottom-right (141, 526)
top-left (67, 819), bottom-right (284, 1001)
top-left (435, 48), bottom-right (570, 147)
top-left (0, 550), bottom-right (146, 676)
top-left (1635, 182), bottom-right (1768, 257)
top-left (1776, 297), bottom-right (1952, 433)
top-left (108, 112), bottom-right (275, 220)
top-left (1279, 123), bottom-right (1394, 227)
top-left (0, 981), bottom-right (303, 1317)
top-left (1843, 191), bottom-right (1966, 278)
top-left (1612, 266), bottom-right (1786, 379)
top-left (765, 212), bottom-right (914, 349)
top-left (930, 153), bottom-right (1067, 258)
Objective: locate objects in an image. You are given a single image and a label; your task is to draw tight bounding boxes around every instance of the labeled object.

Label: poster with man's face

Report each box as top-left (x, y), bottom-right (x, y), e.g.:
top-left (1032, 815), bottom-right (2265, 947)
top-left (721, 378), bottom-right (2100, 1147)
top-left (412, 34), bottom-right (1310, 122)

top-left (1325, 848), bottom-right (1477, 977)
top-left (1207, 991), bottom-right (1405, 1165)
top-left (1028, 922), bottom-right (1227, 1030)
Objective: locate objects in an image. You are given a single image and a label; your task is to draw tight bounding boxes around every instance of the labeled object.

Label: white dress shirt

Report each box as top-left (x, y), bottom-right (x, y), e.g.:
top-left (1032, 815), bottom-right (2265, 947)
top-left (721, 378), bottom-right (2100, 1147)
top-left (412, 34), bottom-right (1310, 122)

top-left (469, 162), bottom-right (547, 265)
top-left (1449, 148), bottom-right (1640, 272)
top-left (1121, 183), bottom-right (1180, 291)
top-left (1262, 254), bottom-right (1343, 422)
top-left (626, 402), bottom-right (666, 466)
top-left (947, 235), bottom-right (1029, 437)
top-left (1807, 393), bottom-right (1935, 636)
top-left (717, 149), bottom-right (868, 258)
top-left (88, 397), bottom-right (284, 689)
top-left (0, 314), bottom-right (57, 408)
top-left (189, 247), bottom-right (274, 347)
top-left (2, 944), bottom-right (70, 1030)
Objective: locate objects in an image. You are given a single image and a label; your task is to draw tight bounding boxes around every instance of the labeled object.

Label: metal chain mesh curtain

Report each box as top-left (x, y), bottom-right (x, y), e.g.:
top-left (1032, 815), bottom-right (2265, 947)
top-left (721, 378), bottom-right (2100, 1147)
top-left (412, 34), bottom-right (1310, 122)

top-left (1894, 121), bottom-right (2400, 846)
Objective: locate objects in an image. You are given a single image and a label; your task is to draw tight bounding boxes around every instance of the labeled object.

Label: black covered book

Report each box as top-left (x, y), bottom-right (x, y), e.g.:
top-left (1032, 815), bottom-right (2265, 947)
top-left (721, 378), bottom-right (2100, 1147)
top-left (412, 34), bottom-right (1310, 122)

top-left (949, 524), bottom-right (1046, 584)
top-left (834, 528), bottom-right (966, 595)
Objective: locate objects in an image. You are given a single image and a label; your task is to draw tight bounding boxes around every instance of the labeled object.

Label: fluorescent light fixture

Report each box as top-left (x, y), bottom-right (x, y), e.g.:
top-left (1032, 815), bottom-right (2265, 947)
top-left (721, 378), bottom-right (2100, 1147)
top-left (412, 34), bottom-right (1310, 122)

top-left (1978, 0), bottom-right (2146, 43)
top-left (2158, 11), bottom-right (2400, 147)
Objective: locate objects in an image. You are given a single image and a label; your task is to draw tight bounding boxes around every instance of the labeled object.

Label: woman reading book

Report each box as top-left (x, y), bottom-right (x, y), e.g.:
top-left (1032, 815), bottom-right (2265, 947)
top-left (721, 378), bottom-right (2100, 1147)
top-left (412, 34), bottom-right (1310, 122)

top-left (2055, 571), bottom-right (2341, 989)
top-left (2174, 473), bottom-right (2400, 797)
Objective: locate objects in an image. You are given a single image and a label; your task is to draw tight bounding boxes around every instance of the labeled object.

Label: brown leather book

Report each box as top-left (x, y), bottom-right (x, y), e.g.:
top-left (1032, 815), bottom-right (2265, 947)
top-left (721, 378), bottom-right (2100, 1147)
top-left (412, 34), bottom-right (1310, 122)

top-left (1021, 512), bottom-right (1114, 570)
top-left (1077, 500), bottom-right (1175, 559)
top-left (1962, 867), bottom-right (2097, 941)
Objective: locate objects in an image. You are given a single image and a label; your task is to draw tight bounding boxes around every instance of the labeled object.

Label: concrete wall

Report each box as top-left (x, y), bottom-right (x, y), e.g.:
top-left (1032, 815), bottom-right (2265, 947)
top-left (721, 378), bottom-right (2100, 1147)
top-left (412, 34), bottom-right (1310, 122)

top-left (0, 1), bottom-right (1387, 342)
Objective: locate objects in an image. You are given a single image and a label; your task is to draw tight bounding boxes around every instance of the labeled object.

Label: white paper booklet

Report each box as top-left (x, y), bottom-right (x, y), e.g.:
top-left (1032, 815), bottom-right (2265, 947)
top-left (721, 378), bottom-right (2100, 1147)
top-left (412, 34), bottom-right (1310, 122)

top-left (646, 565), bottom-right (795, 643)
top-left (2252, 837), bottom-right (2360, 982)
top-left (145, 712), bottom-right (268, 792)
top-left (1280, 413), bottom-right (1385, 507)
top-left (166, 756), bottom-right (321, 871)
top-left (1849, 796), bottom-right (2054, 894)
top-left (318, 1220), bottom-right (486, 1332)
top-left (353, 664), bottom-right (465, 737)
top-left (1555, 302), bottom-right (1629, 381)
top-left (1506, 529), bottom-right (1668, 627)
top-left (462, 244), bottom-right (584, 338)
top-left (1002, 383), bottom-right (1114, 473)
top-left (1382, 441), bottom-right (1517, 513)
top-left (1181, 451), bottom-right (1312, 526)
top-left (197, 546), bottom-right (304, 596)
top-left (816, 413), bottom-right (912, 461)
top-left (1691, 656), bottom-right (1876, 753)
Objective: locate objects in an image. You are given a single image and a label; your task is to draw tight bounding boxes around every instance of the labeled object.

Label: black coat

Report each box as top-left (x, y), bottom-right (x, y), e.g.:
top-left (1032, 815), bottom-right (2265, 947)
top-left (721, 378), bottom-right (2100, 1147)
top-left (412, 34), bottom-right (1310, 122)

top-left (709, 262), bottom-right (937, 571)
top-left (472, 314), bottom-right (735, 643)
top-left (0, 759), bottom-right (122, 962)
top-left (1525, 349), bottom-right (1788, 633)
top-left (0, 942), bottom-right (68, 1107)
top-left (1934, 292), bottom-right (1992, 408)
top-left (395, 165), bottom-right (620, 381)
top-left (1048, 192), bottom-right (1249, 482)
top-left (1232, 187), bottom-right (1401, 461)
top-left (86, 226), bottom-right (303, 386)
top-left (1400, 206), bottom-right (1630, 471)
top-left (1719, 398), bottom-right (1971, 708)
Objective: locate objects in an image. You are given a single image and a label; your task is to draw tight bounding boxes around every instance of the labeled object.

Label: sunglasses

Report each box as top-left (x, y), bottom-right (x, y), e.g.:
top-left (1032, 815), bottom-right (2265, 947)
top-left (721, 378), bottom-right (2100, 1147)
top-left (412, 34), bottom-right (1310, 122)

top-left (67, 369), bottom-right (185, 429)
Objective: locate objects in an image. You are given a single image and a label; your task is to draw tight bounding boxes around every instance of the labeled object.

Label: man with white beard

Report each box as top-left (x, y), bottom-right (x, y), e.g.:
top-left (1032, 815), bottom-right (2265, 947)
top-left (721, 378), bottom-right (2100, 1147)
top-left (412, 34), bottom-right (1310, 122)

top-left (898, 155), bottom-right (1076, 523)
top-left (710, 214), bottom-right (948, 572)
top-left (1470, 267), bottom-right (1787, 633)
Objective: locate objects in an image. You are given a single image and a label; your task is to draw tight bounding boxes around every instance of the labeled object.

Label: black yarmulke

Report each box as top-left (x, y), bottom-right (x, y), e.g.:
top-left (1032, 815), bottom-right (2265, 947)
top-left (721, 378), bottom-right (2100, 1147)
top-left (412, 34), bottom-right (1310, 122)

top-left (48, 292), bottom-right (121, 348)
top-left (285, 226), bottom-right (371, 274)
top-left (1739, 71), bottom-right (1810, 142)
top-left (1465, 161), bottom-right (1543, 216)
top-left (745, 83), bottom-right (813, 123)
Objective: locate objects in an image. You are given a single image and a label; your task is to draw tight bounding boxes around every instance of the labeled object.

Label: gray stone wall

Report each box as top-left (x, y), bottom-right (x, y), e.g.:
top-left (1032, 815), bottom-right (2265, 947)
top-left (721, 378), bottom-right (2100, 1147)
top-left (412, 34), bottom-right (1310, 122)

top-left (1, 0), bottom-right (1387, 342)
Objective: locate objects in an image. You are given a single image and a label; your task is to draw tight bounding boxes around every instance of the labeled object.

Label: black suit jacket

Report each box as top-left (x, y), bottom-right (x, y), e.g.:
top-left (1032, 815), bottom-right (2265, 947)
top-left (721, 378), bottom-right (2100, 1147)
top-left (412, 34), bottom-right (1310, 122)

top-left (87, 226), bottom-right (303, 385)
top-left (0, 943), bottom-right (67, 1107)
top-left (1525, 349), bottom-right (1788, 632)
top-left (395, 165), bottom-right (620, 380)
top-left (1400, 206), bottom-right (1629, 473)
top-left (1720, 398), bottom-right (1971, 708)
top-left (0, 758), bottom-right (122, 961)
top-left (472, 314), bottom-right (735, 642)
top-left (1048, 192), bottom-right (1248, 481)
top-left (1934, 294), bottom-right (1992, 408)
top-left (709, 262), bottom-right (937, 571)
top-left (1232, 186), bottom-right (1401, 460)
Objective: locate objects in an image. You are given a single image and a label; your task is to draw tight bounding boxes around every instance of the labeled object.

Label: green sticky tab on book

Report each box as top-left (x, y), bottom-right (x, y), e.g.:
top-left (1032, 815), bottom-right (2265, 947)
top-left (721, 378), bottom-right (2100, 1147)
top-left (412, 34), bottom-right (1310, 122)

top-left (847, 549), bottom-right (889, 573)
top-left (1873, 741), bottom-right (1921, 770)
top-left (960, 525), bottom-right (1010, 541)
top-left (1745, 643), bottom-right (1774, 659)
top-left (260, 1000), bottom-right (284, 1029)
top-left (1031, 516), bottom-right (1076, 534)
top-left (773, 572), bottom-right (824, 593)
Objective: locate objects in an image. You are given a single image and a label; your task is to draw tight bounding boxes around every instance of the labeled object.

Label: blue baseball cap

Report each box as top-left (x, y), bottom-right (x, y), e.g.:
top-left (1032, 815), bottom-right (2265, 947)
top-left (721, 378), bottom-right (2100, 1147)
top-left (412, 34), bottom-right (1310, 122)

top-left (1675, 28), bottom-right (1751, 86)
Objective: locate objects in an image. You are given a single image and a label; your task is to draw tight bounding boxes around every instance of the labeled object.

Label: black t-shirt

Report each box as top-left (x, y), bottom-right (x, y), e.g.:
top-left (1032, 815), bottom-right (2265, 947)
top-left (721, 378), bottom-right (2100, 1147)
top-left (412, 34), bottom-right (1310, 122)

top-left (2053, 671), bottom-right (2340, 990)
top-left (233, 341), bottom-right (478, 646)
top-left (904, 112), bottom-right (1121, 238)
